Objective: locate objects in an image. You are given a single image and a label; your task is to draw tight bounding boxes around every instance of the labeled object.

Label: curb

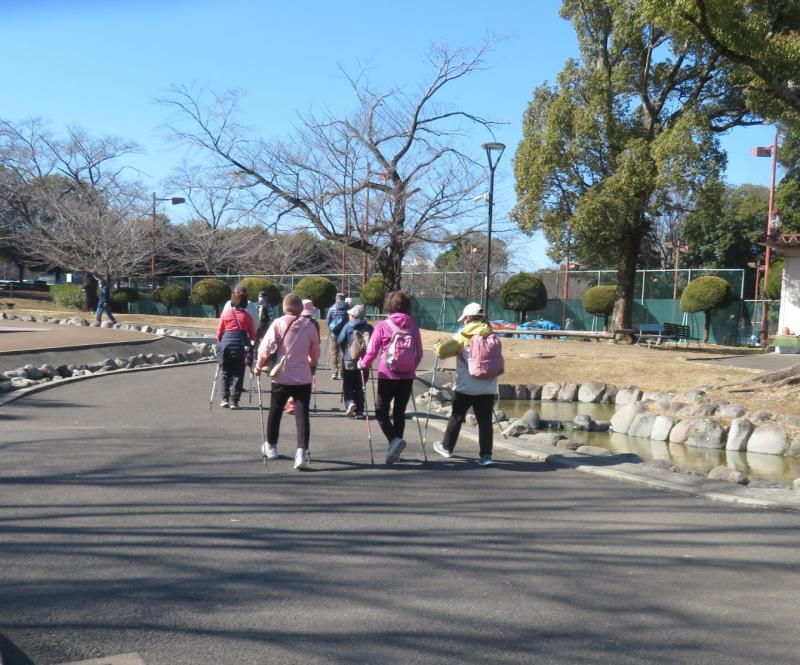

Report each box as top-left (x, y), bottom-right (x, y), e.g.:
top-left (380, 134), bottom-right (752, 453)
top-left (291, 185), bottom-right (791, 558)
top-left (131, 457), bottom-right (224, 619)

top-left (417, 413), bottom-right (800, 513)
top-left (0, 335), bottom-right (161, 356)
top-left (0, 358), bottom-right (215, 407)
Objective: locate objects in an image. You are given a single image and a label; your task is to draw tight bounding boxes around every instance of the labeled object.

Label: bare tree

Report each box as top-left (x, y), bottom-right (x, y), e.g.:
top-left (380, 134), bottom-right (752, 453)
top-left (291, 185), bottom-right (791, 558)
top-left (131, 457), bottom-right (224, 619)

top-left (161, 42), bottom-right (498, 292)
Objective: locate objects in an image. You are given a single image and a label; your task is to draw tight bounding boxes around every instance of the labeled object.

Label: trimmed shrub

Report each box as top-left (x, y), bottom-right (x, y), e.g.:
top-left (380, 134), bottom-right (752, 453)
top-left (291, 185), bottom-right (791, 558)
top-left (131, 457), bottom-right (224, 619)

top-left (239, 276), bottom-right (281, 306)
top-left (153, 284), bottom-right (190, 315)
top-left (110, 286), bottom-right (140, 313)
top-left (191, 278), bottom-right (231, 317)
top-left (499, 272), bottom-right (547, 323)
top-left (360, 276), bottom-right (385, 309)
top-left (680, 276), bottom-right (733, 343)
top-left (294, 276), bottom-right (337, 311)
top-left (582, 285), bottom-right (616, 330)
top-left (50, 284), bottom-right (83, 310)
top-left (765, 259), bottom-right (782, 301)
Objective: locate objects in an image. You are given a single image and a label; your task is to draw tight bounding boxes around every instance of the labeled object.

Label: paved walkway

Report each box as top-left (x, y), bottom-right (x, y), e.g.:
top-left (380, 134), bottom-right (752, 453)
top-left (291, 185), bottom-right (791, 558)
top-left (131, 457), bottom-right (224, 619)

top-left (0, 319), bottom-right (155, 353)
top-left (1, 363), bottom-right (800, 664)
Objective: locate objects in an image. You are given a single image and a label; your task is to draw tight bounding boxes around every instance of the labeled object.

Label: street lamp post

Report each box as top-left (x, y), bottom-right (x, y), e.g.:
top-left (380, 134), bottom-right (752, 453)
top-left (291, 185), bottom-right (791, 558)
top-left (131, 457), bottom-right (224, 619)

top-left (152, 193), bottom-right (185, 291)
top-left (751, 132), bottom-right (779, 345)
top-left (481, 142), bottom-right (505, 316)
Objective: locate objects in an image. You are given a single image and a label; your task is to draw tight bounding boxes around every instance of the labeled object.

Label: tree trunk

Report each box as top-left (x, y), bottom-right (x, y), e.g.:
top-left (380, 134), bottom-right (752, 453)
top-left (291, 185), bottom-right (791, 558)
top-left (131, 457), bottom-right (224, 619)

top-left (610, 224), bottom-right (645, 332)
top-left (15, 262), bottom-right (25, 285)
top-left (376, 242), bottom-right (403, 295)
top-left (82, 273), bottom-right (98, 312)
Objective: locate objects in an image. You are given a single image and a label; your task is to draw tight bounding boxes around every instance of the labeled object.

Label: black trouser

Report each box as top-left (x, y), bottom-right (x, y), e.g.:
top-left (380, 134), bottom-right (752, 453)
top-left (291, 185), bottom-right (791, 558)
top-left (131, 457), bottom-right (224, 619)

top-left (374, 378), bottom-right (413, 443)
top-left (221, 349), bottom-right (246, 404)
top-left (267, 382), bottom-right (312, 450)
top-left (442, 391), bottom-right (495, 457)
top-left (342, 367), bottom-right (368, 413)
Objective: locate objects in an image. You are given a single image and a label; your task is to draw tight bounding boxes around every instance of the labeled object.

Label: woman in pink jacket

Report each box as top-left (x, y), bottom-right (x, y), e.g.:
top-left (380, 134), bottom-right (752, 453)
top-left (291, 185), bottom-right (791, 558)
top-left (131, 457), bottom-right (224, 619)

top-left (359, 290), bottom-right (423, 464)
top-left (255, 293), bottom-right (320, 470)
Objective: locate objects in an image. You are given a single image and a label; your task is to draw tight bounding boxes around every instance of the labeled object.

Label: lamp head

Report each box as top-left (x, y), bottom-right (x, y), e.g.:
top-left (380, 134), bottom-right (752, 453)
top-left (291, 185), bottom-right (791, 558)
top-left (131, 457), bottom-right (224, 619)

top-left (481, 142), bottom-right (506, 169)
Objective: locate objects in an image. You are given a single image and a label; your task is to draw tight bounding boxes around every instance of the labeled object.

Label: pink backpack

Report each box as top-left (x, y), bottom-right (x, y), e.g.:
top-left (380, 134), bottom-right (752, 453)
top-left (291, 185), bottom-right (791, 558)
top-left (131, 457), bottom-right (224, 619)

top-left (384, 320), bottom-right (418, 373)
top-left (467, 333), bottom-right (504, 379)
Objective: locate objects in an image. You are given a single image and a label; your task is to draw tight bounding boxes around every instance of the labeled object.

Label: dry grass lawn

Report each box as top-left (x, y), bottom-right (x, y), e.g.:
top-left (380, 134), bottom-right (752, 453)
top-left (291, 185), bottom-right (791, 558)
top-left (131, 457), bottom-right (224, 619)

top-left (8, 297), bottom-right (795, 415)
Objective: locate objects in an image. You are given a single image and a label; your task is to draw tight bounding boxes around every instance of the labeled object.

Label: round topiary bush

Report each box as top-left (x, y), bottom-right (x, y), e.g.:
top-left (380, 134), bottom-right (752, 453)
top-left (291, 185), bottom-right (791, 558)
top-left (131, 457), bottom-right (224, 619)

top-left (294, 276), bottom-right (337, 311)
top-left (360, 276), bottom-right (385, 309)
top-left (110, 286), bottom-right (140, 313)
top-left (239, 276), bottom-right (282, 306)
top-left (499, 272), bottom-right (547, 323)
top-left (153, 283), bottom-right (190, 315)
top-left (765, 259), bottom-right (782, 301)
top-left (582, 285), bottom-right (616, 330)
top-left (191, 278), bottom-right (231, 317)
top-left (680, 275), bottom-right (733, 343)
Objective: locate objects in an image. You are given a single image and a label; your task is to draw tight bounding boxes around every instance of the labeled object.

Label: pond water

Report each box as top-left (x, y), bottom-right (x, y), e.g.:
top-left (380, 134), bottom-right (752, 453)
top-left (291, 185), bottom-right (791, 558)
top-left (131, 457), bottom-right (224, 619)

top-left (497, 400), bottom-right (800, 487)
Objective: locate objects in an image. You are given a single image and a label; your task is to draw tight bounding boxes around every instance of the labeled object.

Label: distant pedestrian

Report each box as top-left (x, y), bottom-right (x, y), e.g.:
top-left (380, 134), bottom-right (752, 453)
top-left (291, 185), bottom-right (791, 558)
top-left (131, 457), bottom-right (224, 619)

top-left (359, 290), bottom-right (423, 464)
top-left (255, 293), bottom-right (320, 470)
top-left (326, 293), bottom-right (349, 380)
top-left (215, 287), bottom-right (256, 410)
top-left (255, 289), bottom-right (274, 346)
top-left (94, 273), bottom-right (117, 325)
top-left (337, 303), bottom-right (373, 419)
top-left (223, 284), bottom-right (258, 323)
top-left (432, 302), bottom-right (504, 466)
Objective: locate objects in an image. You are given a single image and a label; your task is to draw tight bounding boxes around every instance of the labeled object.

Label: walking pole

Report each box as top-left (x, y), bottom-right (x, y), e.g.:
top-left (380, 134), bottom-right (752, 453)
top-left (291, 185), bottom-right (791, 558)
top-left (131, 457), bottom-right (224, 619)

top-left (256, 374), bottom-right (268, 466)
top-left (492, 409), bottom-right (508, 439)
top-left (312, 372), bottom-right (318, 414)
top-left (247, 361), bottom-right (254, 405)
top-left (360, 368), bottom-right (375, 465)
top-left (423, 355), bottom-right (439, 448)
top-left (208, 364), bottom-right (219, 410)
top-left (409, 390), bottom-right (429, 461)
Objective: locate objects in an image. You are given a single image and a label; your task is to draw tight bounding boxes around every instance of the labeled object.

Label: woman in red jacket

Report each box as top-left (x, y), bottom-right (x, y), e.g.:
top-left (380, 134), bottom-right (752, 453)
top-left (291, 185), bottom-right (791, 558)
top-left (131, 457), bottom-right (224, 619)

top-left (215, 287), bottom-right (256, 410)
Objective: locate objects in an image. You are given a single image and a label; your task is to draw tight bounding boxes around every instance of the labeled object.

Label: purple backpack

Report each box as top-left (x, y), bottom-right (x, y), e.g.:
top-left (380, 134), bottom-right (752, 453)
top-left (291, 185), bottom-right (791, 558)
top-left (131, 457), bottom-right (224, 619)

top-left (384, 320), bottom-right (418, 373)
top-left (467, 333), bottom-right (504, 379)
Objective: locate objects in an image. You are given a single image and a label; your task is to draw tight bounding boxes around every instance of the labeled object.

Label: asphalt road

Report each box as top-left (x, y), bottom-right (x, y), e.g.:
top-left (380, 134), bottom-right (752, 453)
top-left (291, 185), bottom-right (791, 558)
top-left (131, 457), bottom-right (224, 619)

top-left (1, 364), bottom-right (799, 665)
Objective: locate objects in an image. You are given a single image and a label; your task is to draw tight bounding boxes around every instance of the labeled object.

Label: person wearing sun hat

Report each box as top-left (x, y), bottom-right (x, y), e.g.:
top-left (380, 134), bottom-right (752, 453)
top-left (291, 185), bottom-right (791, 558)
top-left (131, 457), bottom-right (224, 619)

top-left (432, 302), bottom-right (504, 466)
top-left (337, 303), bottom-right (374, 419)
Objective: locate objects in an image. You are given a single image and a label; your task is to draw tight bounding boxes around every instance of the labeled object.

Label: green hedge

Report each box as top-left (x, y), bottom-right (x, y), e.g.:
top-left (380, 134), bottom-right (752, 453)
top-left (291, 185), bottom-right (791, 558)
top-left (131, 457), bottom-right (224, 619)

top-left (50, 284), bottom-right (83, 309)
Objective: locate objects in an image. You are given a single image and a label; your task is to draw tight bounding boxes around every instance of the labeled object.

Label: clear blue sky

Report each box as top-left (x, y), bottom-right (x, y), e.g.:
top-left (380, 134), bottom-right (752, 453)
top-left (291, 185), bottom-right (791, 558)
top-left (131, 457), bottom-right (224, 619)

top-left (2, 0), bottom-right (780, 269)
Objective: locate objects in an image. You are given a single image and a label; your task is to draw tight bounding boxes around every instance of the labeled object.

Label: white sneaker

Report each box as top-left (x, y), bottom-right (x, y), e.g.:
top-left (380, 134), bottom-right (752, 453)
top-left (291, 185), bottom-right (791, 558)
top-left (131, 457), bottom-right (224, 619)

top-left (345, 401), bottom-right (357, 417)
top-left (386, 437), bottom-right (407, 465)
top-left (294, 448), bottom-right (310, 470)
top-left (261, 442), bottom-right (279, 460)
top-left (433, 441), bottom-right (453, 458)
top-left (219, 399), bottom-right (229, 408)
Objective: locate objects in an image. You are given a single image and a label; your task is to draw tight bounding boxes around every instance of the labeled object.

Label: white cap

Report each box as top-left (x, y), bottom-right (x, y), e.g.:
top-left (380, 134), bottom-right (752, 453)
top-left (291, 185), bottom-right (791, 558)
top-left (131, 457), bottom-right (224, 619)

top-left (347, 304), bottom-right (365, 319)
top-left (458, 302), bottom-right (484, 322)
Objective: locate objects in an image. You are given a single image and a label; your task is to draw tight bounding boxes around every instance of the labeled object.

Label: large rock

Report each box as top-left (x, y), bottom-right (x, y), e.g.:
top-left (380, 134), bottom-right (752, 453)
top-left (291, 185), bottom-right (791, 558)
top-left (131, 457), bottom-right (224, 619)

top-left (520, 409), bottom-right (540, 430)
top-left (725, 418), bottom-right (753, 452)
top-left (747, 423), bottom-right (788, 455)
top-left (541, 382), bottom-right (561, 401)
top-left (557, 383), bottom-right (579, 402)
top-left (686, 419), bottom-right (726, 449)
top-left (750, 410), bottom-right (774, 424)
top-left (521, 432), bottom-right (566, 446)
top-left (24, 365), bottom-right (43, 380)
top-left (628, 413), bottom-right (658, 439)
top-left (669, 419), bottom-right (696, 444)
top-left (39, 364), bottom-right (56, 379)
top-left (576, 445), bottom-right (612, 456)
top-left (589, 420), bottom-right (611, 432)
top-left (778, 414), bottom-right (800, 428)
top-left (526, 384), bottom-right (543, 400)
top-left (578, 381), bottom-right (606, 403)
top-left (497, 384), bottom-right (515, 400)
top-left (677, 403), bottom-right (717, 418)
top-left (139, 325), bottom-right (153, 333)
top-left (100, 320), bottom-right (114, 328)
top-left (494, 410), bottom-right (508, 423)
top-left (11, 378), bottom-right (35, 389)
top-left (465, 413), bottom-right (478, 427)
top-left (600, 386), bottom-right (618, 404)
top-left (785, 434), bottom-right (800, 458)
top-left (708, 465), bottom-right (748, 485)
top-left (610, 402), bottom-right (643, 435)
top-left (650, 415), bottom-right (675, 441)
top-left (503, 419), bottom-right (531, 437)
top-left (615, 386), bottom-right (642, 405)
top-left (716, 404), bottom-right (747, 419)
top-left (573, 414), bottom-right (592, 431)
top-left (683, 388), bottom-right (707, 403)
top-left (514, 384), bottom-right (530, 400)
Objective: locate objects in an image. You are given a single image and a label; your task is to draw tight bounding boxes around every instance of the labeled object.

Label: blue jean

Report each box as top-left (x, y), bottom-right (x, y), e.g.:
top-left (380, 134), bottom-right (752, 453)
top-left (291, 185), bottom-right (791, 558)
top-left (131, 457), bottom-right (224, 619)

top-left (96, 301), bottom-right (116, 323)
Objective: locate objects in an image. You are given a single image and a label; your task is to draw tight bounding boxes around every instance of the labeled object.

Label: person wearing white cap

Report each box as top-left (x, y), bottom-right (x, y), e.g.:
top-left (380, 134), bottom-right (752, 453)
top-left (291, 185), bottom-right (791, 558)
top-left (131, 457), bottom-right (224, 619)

top-left (337, 303), bottom-right (374, 418)
top-left (432, 302), bottom-right (504, 466)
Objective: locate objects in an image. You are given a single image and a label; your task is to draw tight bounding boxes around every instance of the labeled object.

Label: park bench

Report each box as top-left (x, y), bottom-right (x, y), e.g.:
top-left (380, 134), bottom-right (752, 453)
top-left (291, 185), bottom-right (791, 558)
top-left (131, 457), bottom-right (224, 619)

top-left (635, 323), bottom-right (666, 348)
top-left (636, 322), bottom-right (701, 348)
top-left (663, 322), bottom-right (701, 348)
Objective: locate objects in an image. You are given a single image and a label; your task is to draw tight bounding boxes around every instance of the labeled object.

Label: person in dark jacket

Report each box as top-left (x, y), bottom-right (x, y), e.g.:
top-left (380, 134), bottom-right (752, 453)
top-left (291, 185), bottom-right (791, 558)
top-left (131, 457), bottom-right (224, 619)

top-left (326, 293), bottom-right (349, 380)
top-left (337, 304), bottom-right (374, 419)
top-left (94, 273), bottom-right (117, 325)
top-left (255, 289), bottom-right (274, 346)
top-left (215, 288), bottom-right (256, 410)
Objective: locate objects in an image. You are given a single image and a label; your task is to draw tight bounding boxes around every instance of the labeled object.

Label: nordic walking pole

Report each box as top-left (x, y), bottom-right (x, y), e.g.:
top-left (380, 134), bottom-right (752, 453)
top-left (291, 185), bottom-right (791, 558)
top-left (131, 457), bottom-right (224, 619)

top-left (409, 390), bottom-right (428, 461)
top-left (360, 368), bottom-right (375, 465)
top-left (492, 409), bottom-right (508, 439)
top-left (256, 374), bottom-right (268, 466)
top-left (312, 371), bottom-right (318, 414)
top-left (423, 354), bottom-right (439, 448)
top-left (208, 364), bottom-right (219, 410)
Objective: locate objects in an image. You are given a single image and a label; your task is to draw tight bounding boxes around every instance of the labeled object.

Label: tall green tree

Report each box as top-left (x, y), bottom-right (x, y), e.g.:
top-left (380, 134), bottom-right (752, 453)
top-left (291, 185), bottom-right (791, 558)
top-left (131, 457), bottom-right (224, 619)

top-left (775, 126), bottom-right (800, 232)
top-left (513, 0), bottom-right (756, 331)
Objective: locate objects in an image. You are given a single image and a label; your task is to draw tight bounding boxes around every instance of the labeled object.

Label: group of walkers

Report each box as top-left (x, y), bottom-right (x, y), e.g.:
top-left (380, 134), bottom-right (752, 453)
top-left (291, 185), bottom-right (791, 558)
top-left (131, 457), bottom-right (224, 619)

top-left (214, 284), bottom-right (505, 471)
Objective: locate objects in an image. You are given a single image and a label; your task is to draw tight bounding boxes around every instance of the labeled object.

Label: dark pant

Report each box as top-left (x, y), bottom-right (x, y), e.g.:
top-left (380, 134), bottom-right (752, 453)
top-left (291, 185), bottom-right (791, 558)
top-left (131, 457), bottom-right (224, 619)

top-left (374, 378), bottom-right (413, 443)
top-left (442, 391), bottom-right (495, 457)
top-left (95, 301), bottom-right (116, 323)
top-left (342, 367), bottom-right (368, 413)
top-left (221, 349), bottom-right (246, 404)
top-left (267, 382), bottom-right (312, 450)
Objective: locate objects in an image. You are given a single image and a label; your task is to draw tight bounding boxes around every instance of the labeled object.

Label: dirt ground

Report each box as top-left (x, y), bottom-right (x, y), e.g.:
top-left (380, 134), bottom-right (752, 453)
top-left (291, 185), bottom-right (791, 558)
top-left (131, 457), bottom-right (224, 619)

top-left (8, 297), bottom-right (794, 415)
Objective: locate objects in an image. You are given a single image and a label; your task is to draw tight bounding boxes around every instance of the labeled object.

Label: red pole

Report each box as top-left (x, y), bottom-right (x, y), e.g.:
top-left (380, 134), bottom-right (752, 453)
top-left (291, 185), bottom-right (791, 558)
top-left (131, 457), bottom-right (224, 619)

top-left (760, 131), bottom-right (779, 346)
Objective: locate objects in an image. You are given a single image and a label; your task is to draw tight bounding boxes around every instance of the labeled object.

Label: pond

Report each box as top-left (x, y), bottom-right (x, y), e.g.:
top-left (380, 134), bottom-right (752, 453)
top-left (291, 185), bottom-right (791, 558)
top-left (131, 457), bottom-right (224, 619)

top-left (496, 400), bottom-right (800, 487)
